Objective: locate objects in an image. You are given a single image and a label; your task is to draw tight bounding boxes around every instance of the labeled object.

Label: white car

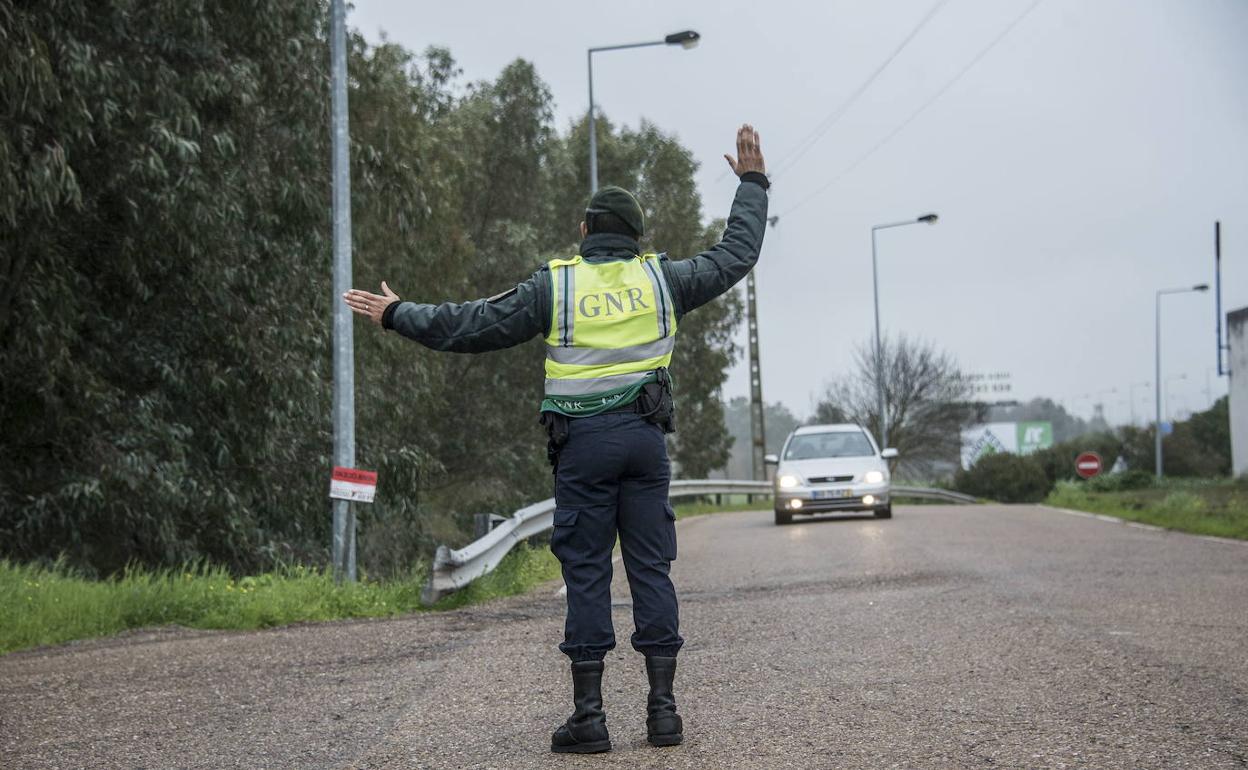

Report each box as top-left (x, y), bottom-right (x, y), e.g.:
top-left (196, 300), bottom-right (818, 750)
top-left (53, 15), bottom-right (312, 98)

top-left (765, 424), bottom-right (898, 525)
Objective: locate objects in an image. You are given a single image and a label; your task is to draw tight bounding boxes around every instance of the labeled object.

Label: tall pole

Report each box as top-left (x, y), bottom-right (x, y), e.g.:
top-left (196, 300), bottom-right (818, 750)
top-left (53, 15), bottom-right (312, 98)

top-left (1216, 221), bottom-right (1226, 376)
top-left (747, 270), bottom-right (767, 480)
top-left (1155, 291), bottom-right (1163, 477)
top-left (587, 50), bottom-right (598, 194)
top-left (868, 214), bottom-right (936, 448)
top-left (1155, 284), bottom-right (1210, 478)
top-left (330, 0), bottom-right (356, 582)
top-left (871, 227), bottom-right (885, 448)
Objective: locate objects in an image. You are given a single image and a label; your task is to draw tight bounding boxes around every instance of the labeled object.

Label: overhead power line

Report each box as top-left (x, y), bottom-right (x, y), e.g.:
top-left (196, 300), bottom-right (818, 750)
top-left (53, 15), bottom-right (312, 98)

top-left (769, 0), bottom-right (952, 180)
top-left (777, 0), bottom-right (1045, 221)
top-left (714, 0), bottom-right (950, 185)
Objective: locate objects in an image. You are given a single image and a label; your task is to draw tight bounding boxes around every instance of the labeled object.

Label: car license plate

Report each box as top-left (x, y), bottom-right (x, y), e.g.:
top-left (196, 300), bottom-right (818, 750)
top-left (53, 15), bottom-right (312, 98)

top-left (812, 489), bottom-right (851, 499)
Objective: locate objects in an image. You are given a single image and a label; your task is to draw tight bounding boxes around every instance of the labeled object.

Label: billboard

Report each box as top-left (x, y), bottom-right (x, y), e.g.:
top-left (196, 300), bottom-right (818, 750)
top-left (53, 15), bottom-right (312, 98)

top-left (960, 421), bottom-right (1053, 470)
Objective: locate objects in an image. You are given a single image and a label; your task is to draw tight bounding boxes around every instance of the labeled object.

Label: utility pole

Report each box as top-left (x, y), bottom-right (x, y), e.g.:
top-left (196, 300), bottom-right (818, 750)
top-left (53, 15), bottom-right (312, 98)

top-left (1216, 221), bottom-right (1230, 377)
top-left (747, 269), bottom-right (766, 481)
top-left (329, 0), bottom-right (356, 582)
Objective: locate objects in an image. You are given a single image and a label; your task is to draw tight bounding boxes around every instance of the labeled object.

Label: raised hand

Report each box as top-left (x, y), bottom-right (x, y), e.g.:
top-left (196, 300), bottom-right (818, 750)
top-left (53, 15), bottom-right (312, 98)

top-left (723, 124), bottom-right (765, 177)
top-left (343, 281), bottom-right (400, 326)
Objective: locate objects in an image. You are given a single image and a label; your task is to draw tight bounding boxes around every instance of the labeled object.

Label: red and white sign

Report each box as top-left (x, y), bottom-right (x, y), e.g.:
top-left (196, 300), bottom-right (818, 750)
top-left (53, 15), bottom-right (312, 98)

top-left (1075, 452), bottom-right (1103, 479)
top-left (330, 466), bottom-right (377, 503)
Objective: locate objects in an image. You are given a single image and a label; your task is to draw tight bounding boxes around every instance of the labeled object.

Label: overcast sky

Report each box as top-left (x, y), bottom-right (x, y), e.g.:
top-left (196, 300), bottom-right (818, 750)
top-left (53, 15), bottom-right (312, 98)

top-left (350, 0), bottom-right (1247, 426)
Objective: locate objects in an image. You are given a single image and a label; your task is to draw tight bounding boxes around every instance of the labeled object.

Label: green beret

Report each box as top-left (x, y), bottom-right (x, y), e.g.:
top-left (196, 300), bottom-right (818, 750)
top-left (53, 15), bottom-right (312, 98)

top-left (586, 186), bottom-right (645, 238)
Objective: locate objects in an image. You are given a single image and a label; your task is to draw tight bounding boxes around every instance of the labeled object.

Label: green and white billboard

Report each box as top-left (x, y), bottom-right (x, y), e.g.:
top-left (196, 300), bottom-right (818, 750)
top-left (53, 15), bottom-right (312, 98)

top-left (960, 421), bottom-right (1054, 469)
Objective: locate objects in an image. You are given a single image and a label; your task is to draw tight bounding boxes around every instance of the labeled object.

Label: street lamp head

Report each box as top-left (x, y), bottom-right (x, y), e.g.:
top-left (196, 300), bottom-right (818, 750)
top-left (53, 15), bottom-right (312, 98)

top-left (917, 213), bottom-right (939, 225)
top-left (1193, 283), bottom-right (1209, 292)
top-left (665, 30), bottom-right (700, 49)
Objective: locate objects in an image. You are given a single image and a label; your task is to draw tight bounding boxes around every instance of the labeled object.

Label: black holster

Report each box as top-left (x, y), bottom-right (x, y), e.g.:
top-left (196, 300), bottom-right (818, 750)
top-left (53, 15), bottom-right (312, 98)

top-left (540, 411), bottom-right (570, 471)
top-left (637, 367), bottom-right (676, 435)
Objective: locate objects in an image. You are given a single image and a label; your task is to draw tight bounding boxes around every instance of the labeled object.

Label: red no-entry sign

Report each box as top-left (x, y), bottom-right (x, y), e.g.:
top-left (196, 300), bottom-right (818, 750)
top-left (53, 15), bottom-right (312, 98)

top-left (1075, 452), bottom-right (1103, 479)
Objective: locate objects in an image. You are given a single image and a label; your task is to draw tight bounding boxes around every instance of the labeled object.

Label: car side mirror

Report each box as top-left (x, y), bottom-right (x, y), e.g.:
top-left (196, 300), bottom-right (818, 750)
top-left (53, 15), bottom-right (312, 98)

top-left (763, 454), bottom-right (779, 465)
top-left (880, 448), bottom-right (899, 460)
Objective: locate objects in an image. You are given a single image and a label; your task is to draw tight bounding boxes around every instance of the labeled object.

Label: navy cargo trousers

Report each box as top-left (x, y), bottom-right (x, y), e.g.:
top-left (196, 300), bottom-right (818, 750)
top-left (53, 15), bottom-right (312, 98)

top-left (551, 409), bottom-right (684, 662)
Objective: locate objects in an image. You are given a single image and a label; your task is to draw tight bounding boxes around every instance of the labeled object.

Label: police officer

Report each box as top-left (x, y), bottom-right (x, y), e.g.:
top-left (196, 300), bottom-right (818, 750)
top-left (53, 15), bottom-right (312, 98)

top-left (344, 124), bottom-right (768, 754)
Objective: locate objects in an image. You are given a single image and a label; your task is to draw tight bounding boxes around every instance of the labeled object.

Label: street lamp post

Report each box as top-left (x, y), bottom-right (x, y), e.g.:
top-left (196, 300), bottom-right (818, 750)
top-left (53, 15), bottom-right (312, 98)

top-left (871, 213), bottom-right (938, 448)
top-left (1154, 284), bottom-right (1208, 477)
top-left (587, 30), bottom-right (699, 194)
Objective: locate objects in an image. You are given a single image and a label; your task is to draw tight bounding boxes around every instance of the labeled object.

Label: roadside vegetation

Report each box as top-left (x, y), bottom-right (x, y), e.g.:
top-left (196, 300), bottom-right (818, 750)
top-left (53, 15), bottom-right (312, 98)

top-left (0, 544), bottom-right (558, 656)
top-left (672, 496), bottom-right (771, 519)
top-left (954, 452), bottom-right (1052, 503)
top-left (1046, 476), bottom-right (1248, 541)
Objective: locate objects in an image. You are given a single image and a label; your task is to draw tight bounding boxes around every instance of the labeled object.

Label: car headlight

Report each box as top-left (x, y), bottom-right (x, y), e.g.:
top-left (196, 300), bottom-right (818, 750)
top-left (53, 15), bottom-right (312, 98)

top-left (778, 474), bottom-right (800, 489)
top-left (863, 470), bottom-right (885, 484)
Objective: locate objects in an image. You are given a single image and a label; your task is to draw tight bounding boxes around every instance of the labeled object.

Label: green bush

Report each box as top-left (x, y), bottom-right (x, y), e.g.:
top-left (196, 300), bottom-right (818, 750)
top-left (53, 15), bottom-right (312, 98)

top-left (1158, 491), bottom-right (1207, 515)
top-left (1086, 469), bottom-right (1155, 492)
top-left (1046, 480), bottom-right (1093, 511)
top-left (954, 452), bottom-right (1053, 503)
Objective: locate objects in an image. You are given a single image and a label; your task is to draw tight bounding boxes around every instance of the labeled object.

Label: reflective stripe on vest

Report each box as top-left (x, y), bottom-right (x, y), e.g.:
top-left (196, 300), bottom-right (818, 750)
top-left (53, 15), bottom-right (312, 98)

top-left (544, 253), bottom-right (678, 398)
top-left (545, 371), bottom-right (653, 397)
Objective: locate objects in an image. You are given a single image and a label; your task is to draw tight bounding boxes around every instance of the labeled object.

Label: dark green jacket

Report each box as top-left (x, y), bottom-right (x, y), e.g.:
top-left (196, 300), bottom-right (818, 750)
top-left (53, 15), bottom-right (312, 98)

top-left (383, 175), bottom-right (769, 351)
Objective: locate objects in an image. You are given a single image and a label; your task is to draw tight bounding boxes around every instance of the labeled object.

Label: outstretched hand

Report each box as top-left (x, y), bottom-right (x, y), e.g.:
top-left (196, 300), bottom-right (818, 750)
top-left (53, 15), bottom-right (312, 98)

top-left (723, 124), bottom-right (765, 177)
top-left (343, 281), bottom-right (400, 326)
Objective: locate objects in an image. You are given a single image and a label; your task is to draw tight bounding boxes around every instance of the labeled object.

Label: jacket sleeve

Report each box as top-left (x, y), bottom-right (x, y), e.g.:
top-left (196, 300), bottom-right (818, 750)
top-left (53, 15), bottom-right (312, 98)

top-left (382, 267), bottom-right (551, 353)
top-left (663, 175), bottom-right (769, 318)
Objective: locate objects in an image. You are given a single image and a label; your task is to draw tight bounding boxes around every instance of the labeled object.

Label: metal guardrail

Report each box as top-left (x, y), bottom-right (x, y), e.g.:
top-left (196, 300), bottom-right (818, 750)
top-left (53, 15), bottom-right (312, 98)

top-left (892, 485), bottom-right (980, 504)
top-left (421, 480), bottom-right (769, 604)
top-left (421, 479), bottom-right (974, 603)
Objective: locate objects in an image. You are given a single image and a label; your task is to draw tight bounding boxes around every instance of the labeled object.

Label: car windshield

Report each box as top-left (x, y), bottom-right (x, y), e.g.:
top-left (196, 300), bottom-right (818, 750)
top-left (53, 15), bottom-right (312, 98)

top-left (783, 431), bottom-right (875, 460)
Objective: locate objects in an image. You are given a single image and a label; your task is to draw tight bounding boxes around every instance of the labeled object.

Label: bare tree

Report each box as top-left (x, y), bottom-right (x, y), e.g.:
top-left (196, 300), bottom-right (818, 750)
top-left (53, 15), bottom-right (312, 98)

top-left (813, 335), bottom-right (984, 477)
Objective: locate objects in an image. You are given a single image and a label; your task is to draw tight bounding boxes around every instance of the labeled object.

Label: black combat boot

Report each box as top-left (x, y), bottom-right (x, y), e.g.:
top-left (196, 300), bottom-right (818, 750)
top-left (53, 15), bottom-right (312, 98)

top-left (550, 660), bottom-right (611, 754)
top-left (645, 656), bottom-right (683, 746)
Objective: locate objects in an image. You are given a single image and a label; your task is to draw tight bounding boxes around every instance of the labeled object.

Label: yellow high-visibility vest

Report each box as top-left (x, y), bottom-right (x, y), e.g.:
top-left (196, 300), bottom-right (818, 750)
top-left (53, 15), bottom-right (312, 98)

top-left (544, 253), bottom-right (678, 399)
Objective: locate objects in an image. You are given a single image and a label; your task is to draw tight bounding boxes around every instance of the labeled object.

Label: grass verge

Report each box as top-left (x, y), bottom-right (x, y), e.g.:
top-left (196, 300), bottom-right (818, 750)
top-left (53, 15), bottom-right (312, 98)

top-left (0, 544), bottom-right (558, 656)
top-left (1045, 478), bottom-right (1248, 540)
top-left (428, 544), bottom-right (560, 611)
top-left (672, 495), bottom-right (771, 520)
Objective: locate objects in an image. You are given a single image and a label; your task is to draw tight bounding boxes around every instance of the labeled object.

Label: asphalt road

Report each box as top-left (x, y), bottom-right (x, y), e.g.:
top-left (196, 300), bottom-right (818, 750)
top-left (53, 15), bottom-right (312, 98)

top-left (3, 504), bottom-right (1247, 769)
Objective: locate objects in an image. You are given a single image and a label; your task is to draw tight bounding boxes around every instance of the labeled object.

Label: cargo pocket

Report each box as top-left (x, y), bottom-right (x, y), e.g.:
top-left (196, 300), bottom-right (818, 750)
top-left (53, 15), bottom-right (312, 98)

top-left (662, 503), bottom-right (678, 561)
top-left (550, 508), bottom-right (580, 562)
